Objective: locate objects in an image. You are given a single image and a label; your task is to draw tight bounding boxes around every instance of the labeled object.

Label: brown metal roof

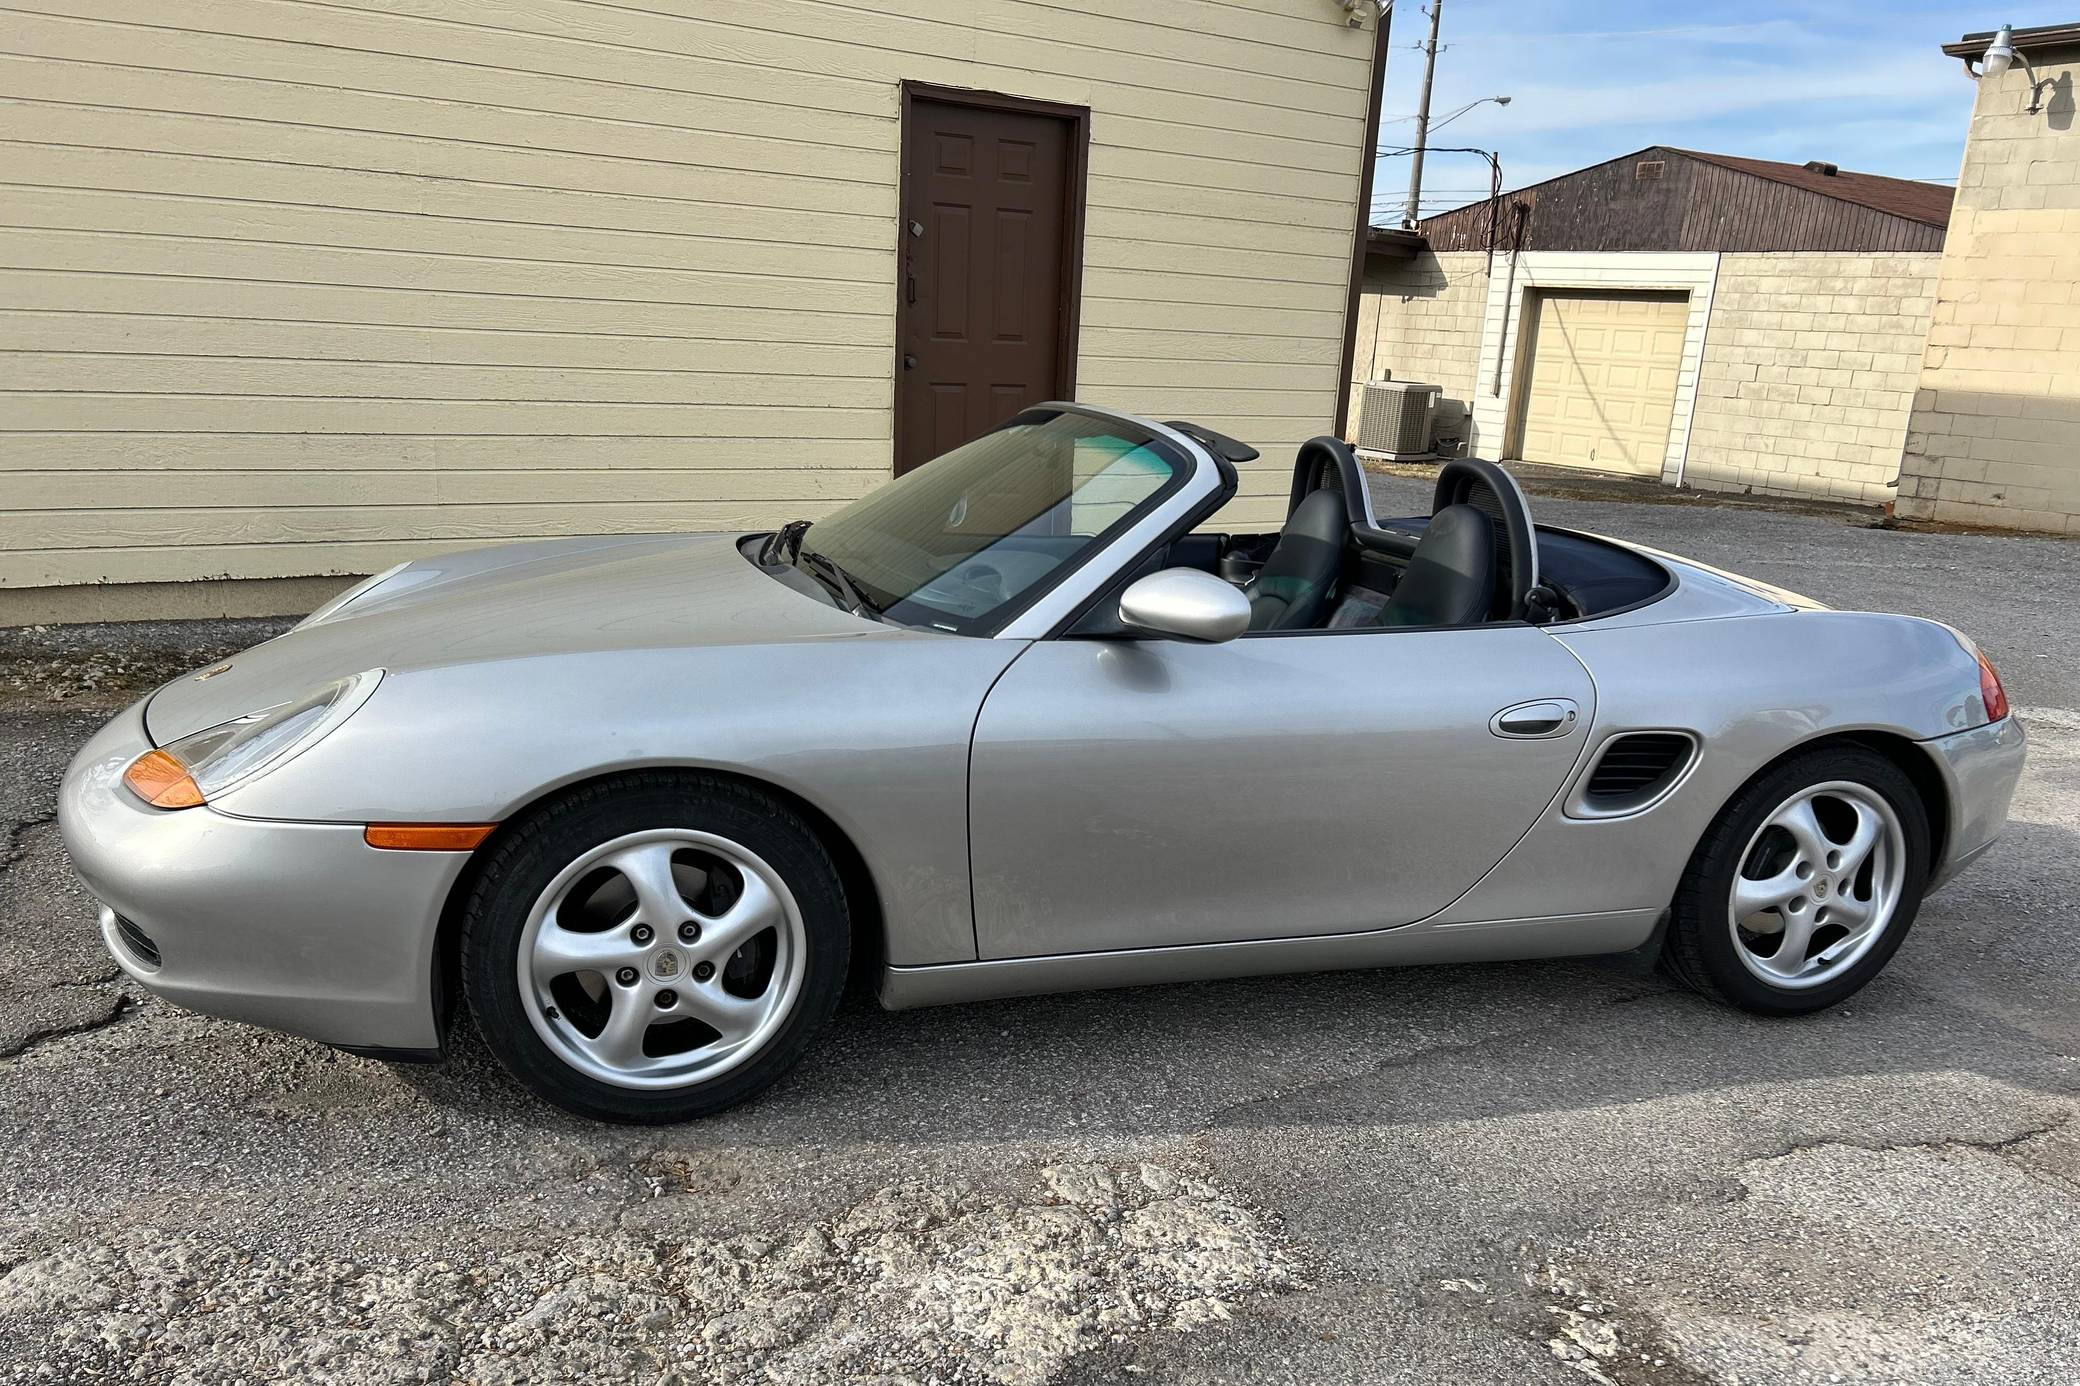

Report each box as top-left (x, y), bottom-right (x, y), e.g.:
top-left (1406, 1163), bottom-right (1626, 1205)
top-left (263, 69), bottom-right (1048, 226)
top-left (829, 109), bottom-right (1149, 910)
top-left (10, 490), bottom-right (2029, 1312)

top-left (1944, 22), bottom-right (2080, 58)
top-left (1389, 145), bottom-right (1952, 256)
top-left (1669, 149), bottom-right (1954, 229)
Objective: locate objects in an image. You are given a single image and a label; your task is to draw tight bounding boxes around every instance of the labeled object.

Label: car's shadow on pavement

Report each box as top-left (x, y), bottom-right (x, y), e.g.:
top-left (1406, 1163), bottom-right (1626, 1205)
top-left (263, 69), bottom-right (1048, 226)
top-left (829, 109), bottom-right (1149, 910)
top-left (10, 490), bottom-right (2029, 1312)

top-left (387, 814), bottom-right (2078, 1150)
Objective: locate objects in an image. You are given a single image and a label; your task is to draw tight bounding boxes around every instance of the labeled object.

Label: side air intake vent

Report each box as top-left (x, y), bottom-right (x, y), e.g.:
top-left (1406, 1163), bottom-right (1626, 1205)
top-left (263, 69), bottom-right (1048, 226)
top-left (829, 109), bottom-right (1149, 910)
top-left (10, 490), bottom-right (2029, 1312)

top-left (1572, 732), bottom-right (1697, 817)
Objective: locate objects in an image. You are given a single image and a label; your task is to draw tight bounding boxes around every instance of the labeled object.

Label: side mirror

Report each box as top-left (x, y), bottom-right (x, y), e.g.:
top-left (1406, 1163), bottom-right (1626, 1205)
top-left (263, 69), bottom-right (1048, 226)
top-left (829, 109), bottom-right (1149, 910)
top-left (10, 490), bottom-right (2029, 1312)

top-left (1117, 568), bottom-right (1251, 644)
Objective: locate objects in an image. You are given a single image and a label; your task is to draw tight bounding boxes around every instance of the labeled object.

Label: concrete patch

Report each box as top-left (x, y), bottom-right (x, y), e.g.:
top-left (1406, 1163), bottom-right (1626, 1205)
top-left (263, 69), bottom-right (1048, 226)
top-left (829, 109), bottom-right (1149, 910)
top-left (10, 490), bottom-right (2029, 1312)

top-left (1533, 1104), bottom-right (2080, 1386)
top-left (0, 1162), bottom-right (1298, 1385)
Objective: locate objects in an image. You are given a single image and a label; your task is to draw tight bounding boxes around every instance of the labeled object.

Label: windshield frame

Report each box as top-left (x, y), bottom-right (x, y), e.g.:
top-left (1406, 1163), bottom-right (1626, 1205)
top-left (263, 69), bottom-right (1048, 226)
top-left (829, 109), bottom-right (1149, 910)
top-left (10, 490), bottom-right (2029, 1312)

top-left (790, 404), bottom-right (1217, 639)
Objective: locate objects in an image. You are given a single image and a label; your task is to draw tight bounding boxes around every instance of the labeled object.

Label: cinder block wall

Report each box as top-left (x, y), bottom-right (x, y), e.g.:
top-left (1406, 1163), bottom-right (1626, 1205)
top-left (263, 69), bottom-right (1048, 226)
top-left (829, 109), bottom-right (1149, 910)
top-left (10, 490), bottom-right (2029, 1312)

top-left (1898, 41), bottom-right (2080, 532)
top-left (1348, 251), bottom-right (1488, 451)
top-left (1687, 253), bottom-right (1938, 503)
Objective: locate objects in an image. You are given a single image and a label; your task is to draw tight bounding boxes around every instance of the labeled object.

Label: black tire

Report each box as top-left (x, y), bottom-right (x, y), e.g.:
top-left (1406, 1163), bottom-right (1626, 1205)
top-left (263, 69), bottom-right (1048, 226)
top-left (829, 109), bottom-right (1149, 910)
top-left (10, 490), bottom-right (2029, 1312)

top-left (461, 771), bottom-right (850, 1123)
top-left (1662, 743), bottom-right (1931, 1015)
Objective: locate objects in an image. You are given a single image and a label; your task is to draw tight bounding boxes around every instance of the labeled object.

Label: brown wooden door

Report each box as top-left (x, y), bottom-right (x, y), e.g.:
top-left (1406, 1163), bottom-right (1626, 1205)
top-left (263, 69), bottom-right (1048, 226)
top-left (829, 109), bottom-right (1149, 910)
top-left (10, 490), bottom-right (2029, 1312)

top-left (896, 89), bottom-right (1085, 475)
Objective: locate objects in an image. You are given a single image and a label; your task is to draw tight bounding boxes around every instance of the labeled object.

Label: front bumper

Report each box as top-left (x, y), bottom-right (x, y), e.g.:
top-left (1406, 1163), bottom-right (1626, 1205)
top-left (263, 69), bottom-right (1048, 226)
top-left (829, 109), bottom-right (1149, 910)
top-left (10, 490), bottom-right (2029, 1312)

top-left (56, 698), bottom-right (464, 1051)
top-left (1920, 714), bottom-right (2028, 891)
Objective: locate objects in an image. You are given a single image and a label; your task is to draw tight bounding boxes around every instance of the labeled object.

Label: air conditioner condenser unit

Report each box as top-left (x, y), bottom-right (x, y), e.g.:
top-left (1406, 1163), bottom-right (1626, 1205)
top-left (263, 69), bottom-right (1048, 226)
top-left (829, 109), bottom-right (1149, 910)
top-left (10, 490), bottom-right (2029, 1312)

top-left (1356, 380), bottom-right (1441, 461)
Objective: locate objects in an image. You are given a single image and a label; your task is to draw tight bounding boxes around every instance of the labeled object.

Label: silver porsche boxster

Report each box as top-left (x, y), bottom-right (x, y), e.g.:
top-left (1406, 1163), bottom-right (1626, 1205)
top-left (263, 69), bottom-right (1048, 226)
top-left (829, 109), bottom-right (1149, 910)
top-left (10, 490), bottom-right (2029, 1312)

top-left (59, 404), bottom-right (2026, 1122)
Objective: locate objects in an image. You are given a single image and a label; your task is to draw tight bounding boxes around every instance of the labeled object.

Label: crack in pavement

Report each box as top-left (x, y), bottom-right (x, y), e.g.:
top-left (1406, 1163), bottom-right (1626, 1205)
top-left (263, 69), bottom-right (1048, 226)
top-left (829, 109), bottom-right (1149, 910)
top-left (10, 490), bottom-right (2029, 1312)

top-left (1747, 1113), bottom-right (2079, 1191)
top-left (0, 814), bottom-right (58, 877)
top-left (49, 969), bottom-right (123, 989)
top-left (1196, 986), bottom-right (1681, 1129)
top-left (1, 804), bottom-right (135, 1059)
top-left (0, 993), bottom-right (134, 1060)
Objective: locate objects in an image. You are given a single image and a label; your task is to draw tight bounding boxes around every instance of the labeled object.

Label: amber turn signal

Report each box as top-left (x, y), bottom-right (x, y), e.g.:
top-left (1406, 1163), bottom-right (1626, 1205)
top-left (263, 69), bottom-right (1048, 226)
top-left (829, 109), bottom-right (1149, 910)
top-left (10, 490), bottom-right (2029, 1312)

top-left (122, 749), bottom-right (206, 809)
top-left (363, 823), bottom-right (498, 851)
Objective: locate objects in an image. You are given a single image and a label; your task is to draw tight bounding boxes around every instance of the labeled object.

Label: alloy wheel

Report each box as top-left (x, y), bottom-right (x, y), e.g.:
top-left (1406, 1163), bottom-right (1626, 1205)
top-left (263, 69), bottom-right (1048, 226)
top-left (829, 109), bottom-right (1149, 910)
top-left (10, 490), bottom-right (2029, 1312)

top-left (516, 828), bottom-right (806, 1089)
top-left (1726, 781), bottom-right (1906, 990)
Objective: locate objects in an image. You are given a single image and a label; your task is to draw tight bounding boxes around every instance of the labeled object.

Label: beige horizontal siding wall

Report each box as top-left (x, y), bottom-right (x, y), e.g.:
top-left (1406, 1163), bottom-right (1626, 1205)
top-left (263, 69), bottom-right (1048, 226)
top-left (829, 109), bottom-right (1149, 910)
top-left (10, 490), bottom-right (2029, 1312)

top-left (1348, 250), bottom-right (1488, 452)
top-left (0, 0), bottom-right (1372, 613)
top-left (1688, 252), bottom-right (1938, 504)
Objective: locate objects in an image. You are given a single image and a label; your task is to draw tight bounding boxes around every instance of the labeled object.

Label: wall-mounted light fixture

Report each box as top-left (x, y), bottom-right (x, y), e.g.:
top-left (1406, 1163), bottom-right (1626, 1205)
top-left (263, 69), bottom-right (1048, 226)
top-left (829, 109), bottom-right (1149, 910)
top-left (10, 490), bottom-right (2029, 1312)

top-left (1964, 22), bottom-right (2055, 113)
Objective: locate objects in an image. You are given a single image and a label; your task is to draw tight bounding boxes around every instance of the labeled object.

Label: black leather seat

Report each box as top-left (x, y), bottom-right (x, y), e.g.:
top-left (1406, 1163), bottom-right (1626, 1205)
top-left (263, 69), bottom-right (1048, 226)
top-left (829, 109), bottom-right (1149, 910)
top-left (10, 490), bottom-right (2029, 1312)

top-left (1378, 503), bottom-right (1496, 627)
top-left (1245, 487), bottom-right (1346, 631)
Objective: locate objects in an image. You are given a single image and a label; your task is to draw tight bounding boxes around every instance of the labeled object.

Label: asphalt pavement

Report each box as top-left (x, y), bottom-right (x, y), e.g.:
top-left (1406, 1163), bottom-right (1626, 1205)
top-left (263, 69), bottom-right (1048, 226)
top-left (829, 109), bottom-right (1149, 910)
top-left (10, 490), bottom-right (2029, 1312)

top-left (0, 480), bottom-right (2074, 1385)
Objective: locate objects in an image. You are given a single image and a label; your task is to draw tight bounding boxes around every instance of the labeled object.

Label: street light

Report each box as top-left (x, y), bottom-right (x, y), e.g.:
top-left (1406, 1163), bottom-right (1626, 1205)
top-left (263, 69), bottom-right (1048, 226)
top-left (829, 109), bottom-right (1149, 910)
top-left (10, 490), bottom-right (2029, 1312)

top-left (1402, 78), bottom-right (1511, 228)
top-left (1429, 95), bottom-right (1511, 135)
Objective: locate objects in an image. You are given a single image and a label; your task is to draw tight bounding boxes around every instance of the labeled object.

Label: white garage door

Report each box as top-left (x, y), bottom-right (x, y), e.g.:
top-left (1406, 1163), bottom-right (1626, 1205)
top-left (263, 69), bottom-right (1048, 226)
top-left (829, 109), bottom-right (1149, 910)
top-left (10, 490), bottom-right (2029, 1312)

top-left (1516, 291), bottom-right (1688, 477)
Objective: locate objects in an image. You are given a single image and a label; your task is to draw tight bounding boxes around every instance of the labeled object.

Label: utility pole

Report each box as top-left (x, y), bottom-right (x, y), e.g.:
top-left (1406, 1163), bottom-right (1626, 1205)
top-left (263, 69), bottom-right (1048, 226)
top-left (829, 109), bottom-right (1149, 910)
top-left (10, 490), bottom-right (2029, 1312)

top-left (1401, 0), bottom-right (1442, 228)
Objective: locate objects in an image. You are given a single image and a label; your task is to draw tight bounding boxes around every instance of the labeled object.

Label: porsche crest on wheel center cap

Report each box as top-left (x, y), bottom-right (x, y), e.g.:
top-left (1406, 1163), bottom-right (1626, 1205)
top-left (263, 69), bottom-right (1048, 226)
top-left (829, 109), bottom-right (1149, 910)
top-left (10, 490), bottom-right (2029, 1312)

top-left (649, 949), bottom-right (684, 982)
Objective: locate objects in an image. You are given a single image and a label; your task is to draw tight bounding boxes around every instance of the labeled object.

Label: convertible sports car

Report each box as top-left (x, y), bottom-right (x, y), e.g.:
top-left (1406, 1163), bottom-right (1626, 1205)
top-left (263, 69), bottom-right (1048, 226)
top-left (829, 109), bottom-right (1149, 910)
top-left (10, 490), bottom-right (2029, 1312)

top-left (60, 404), bottom-right (2026, 1122)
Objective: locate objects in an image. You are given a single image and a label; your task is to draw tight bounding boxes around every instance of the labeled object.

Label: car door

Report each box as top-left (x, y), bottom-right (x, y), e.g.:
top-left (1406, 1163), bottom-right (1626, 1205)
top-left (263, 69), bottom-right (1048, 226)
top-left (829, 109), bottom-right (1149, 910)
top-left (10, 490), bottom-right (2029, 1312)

top-left (966, 625), bottom-right (1595, 959)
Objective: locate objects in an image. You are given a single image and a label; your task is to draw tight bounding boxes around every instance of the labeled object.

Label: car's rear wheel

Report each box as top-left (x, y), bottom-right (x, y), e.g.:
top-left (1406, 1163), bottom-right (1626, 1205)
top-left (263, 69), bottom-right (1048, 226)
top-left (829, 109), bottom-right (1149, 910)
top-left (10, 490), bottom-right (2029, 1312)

top-left (1664, 745), bottom-right (1930, 1014)
top-left (461, 772), bottom-right (848, 1122)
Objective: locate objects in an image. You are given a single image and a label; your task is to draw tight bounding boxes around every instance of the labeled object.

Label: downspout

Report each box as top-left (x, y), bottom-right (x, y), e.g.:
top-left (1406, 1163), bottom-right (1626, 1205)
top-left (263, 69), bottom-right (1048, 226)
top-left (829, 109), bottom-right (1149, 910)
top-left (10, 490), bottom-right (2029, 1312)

top-left (1333, 4), bottom-right (1393, 441)
top-left (1669, 251), bottom-right (1721, 489)
top-left (1490, 200), bottom-right (1527, 398)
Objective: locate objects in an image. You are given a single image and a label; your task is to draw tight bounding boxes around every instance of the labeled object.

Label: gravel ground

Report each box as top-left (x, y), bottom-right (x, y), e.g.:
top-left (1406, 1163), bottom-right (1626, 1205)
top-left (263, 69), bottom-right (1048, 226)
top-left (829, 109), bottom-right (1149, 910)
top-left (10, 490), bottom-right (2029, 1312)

top-left (1, 482), bottom-right (2075, 1385)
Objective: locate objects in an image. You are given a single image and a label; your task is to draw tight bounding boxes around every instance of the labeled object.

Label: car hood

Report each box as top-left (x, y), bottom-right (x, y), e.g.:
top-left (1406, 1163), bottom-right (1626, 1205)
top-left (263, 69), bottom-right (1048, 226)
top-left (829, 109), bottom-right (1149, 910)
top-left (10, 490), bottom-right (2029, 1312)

top-left (144, 533), bottom-right (880, 743)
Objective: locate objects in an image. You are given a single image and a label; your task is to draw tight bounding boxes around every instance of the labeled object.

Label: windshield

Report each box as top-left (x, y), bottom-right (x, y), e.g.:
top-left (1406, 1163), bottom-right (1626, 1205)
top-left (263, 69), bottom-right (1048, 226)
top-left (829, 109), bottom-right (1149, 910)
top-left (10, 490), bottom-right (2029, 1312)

top-left (796, 409), bottom-right (1188, 635)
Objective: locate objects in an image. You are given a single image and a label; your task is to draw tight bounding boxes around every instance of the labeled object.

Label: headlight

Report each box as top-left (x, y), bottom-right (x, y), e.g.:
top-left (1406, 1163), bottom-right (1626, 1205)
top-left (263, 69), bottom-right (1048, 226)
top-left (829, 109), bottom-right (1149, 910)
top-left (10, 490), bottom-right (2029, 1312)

top-left (294, 563), bottom-right (409, 631)
top-left (122, 670), bottom-right (383, 809)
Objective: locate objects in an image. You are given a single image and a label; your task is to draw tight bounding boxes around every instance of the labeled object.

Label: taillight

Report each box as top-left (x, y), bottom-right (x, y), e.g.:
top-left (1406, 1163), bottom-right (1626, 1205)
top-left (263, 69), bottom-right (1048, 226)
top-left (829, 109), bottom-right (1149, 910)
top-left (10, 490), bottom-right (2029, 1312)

top-left (1976, 648), bottom-right (2010, 723)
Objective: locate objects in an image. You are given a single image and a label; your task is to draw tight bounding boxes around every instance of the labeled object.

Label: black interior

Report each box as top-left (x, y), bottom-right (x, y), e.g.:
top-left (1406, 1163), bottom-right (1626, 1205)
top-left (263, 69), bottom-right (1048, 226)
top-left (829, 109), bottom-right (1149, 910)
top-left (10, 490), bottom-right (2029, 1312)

top-left (1242, 488), bottom-right (1346, 631)
top-left (1079, 434), bottom-right (1672, 636)
top-left (1375, 503), bottom-right (1494, 627)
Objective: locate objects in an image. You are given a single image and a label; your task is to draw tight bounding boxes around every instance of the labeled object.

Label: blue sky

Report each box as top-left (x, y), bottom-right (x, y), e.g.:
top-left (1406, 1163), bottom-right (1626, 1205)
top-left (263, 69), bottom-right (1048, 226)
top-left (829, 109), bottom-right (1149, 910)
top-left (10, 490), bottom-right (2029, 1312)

top-left (1372, 2), bottom-right (2076, 223)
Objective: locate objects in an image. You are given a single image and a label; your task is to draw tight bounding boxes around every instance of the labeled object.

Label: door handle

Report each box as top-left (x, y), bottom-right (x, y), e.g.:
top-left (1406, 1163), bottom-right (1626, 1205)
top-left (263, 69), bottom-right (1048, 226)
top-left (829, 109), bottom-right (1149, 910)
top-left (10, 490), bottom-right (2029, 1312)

top-left (1490, 699), bottom-right (1579, 738)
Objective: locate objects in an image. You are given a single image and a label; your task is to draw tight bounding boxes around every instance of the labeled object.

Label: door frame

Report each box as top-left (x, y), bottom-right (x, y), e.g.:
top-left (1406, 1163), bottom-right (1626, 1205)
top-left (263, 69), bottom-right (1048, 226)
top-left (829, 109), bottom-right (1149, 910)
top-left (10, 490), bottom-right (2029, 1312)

top-left (893, 80), bottom-right (1091, 476)
top-left (1503, 287), bottom-right (1690, 474)
top-left (1471, 251), bottom-right (1719, 483)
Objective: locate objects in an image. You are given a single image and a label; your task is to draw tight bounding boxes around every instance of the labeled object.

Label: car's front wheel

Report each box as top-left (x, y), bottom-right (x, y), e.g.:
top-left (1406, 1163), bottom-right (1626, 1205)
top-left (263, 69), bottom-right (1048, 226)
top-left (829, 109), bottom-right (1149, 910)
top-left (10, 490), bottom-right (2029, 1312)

top-left (1664, 744), bottom-right (1930, 1014)
top-left (461, 772), bottom-right (849, 1122)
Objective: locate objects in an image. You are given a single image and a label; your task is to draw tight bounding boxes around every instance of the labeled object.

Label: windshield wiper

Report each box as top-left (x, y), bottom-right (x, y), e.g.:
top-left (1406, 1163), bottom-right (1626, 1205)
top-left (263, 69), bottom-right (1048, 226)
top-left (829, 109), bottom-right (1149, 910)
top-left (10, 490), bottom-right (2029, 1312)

top-left (760, 518), bottom-right (812, 566)
top-left (796, 548), bottom-right (882, 619)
